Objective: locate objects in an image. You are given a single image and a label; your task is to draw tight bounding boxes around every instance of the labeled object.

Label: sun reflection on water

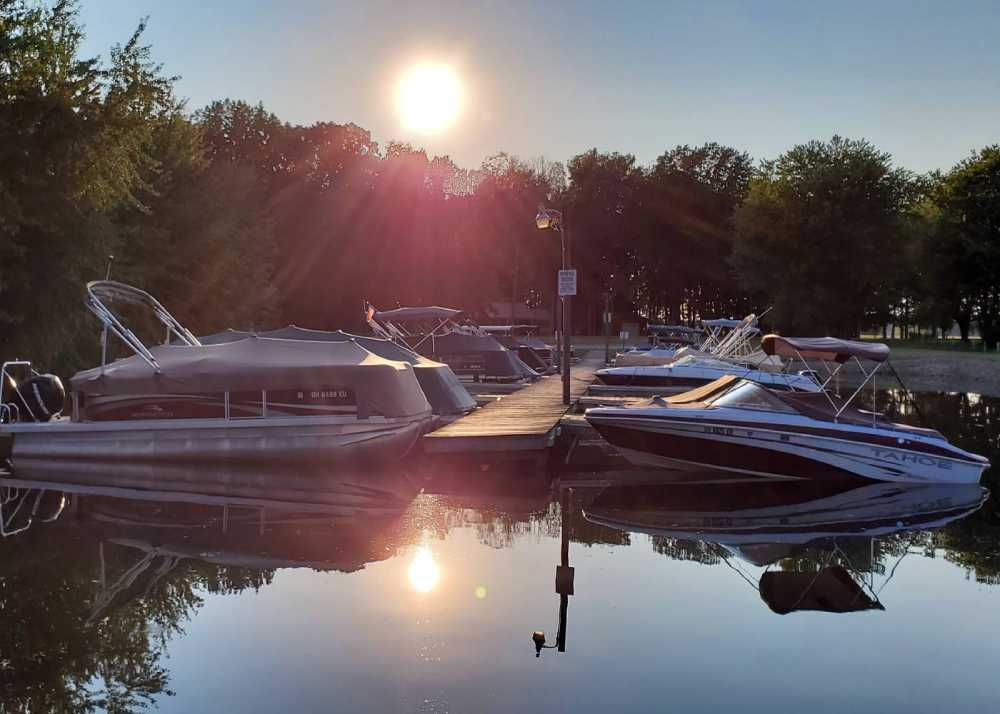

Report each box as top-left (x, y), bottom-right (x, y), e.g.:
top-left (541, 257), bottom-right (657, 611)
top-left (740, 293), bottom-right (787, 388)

top-left (408, 546), bottom-right (440, 593)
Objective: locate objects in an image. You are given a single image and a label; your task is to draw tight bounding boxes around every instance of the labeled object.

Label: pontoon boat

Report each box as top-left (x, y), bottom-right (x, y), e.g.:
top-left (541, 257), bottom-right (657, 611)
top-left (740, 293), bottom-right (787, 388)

top-left (365, 304), bottom-right (538, 382)
top-left (0, 282), bottom-right (433, 465)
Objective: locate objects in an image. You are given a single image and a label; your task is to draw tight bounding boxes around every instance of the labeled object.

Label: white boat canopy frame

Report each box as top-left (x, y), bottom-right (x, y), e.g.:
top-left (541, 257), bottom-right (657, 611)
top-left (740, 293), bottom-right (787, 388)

top-left (365, 302), bottom-right (488, 352)
top-left (762, 334), bottom-right (892, 424)
top-left (86, 281), bottom-right (202, 374)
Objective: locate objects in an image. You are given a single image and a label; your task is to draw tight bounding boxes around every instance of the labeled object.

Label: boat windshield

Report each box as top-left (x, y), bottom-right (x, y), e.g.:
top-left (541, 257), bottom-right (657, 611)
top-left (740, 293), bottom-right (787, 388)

top-left (707, 381), bottom-right (796, 413)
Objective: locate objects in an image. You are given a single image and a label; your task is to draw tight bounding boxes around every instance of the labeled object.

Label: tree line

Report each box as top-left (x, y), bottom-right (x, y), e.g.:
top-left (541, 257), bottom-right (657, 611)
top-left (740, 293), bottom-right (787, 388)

top-left (3, 1), bottom-right (999, 376)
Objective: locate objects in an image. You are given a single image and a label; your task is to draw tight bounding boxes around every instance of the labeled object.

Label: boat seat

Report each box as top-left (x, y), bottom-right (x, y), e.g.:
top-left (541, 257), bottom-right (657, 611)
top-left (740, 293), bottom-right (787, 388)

top-left (661, 375), bottom-right (741, 404)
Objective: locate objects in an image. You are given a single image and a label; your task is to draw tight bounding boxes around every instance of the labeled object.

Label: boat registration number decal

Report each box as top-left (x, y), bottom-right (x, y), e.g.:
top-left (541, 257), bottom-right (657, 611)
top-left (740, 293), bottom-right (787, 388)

top-left (270, 388), bottom-right (355, 405)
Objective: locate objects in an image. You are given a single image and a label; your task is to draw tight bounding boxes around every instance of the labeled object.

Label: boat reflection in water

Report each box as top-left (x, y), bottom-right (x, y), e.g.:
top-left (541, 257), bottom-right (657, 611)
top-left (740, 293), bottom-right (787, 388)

top-left (583, 475), bottom-right (989, 614)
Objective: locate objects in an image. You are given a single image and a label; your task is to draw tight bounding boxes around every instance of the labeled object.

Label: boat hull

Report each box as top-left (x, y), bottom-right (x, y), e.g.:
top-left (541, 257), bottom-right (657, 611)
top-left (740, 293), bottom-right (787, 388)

top-left (4, 412), bottom-right (431, 465)
top-left (587, 412), bottom-right (989, 484)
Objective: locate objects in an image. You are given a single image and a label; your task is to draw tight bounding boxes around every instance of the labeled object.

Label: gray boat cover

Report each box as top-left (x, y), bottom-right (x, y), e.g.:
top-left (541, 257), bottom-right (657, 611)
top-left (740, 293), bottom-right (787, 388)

top-left (374, 306), bottom-right (462, 322)
top-left (492, 334), bottom-right (550, 371)
top-left (761, 335), bottom-right (890, 363)
top-left (71, 337), bottom-right (432, 418)
top-left (200, 327), bottom-right (476, 414)
top-left (404, 332), bottom-right (538, 379)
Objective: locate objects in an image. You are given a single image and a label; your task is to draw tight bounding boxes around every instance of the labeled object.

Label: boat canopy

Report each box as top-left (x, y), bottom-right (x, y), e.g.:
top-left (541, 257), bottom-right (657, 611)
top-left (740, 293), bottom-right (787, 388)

top-left (71, 337), bottom-right (431, 418)
top-left (648, 324), bottom-right (699, 335)
top-left (701, 318), bottom-right (744, 328)
top-left (374, 306), bottom-right (462, 322)
top-left (759, 567), bottom-right (884, 615)
top-left (761, 335), bottom-right (890, 363)
top-left (198, 327), bottom-right (476, 414)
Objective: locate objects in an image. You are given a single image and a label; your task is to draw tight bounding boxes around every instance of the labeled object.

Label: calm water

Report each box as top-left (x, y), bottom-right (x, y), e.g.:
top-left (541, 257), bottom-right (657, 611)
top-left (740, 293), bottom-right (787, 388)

top-left (2, 391), bottom-right (999, 713)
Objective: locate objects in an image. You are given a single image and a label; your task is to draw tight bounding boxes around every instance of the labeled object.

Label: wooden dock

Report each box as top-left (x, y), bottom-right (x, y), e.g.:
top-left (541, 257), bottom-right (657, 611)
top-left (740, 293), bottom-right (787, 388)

top-left (422, 361), bottom-right (598, 455)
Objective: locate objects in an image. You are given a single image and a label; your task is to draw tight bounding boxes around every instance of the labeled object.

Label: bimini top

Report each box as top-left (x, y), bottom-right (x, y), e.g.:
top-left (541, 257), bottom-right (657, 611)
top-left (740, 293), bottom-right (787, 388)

top-left (374, 306), bottom-right (462, 323)
top-left (702, 318), bottom-right (745, 329)
top-left (648, 324), bottom-right (699, 335)
top-left (761, 335), bottom-right (890, 363)
top-left (71, 337), bottom-right (431, 418)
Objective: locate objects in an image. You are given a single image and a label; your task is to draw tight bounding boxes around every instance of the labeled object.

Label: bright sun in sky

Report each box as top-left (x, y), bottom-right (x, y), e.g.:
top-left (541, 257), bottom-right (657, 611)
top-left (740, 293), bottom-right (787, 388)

top-left (395, 62), bottom-right (463, 134)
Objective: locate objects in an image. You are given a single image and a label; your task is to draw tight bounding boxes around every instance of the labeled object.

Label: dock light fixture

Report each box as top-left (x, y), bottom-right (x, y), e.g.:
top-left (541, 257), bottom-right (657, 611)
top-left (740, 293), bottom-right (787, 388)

top-left (535, 205), bottom-right (572, 405)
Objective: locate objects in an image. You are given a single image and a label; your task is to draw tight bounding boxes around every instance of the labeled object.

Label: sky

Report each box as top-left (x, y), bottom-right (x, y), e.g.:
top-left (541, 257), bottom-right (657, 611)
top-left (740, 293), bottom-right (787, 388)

top-left (76, 0), bottom-right (1000, 173)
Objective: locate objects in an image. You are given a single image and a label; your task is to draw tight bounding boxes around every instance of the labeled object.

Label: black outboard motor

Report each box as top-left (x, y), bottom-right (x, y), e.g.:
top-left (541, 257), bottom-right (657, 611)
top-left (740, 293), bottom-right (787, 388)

top-left (3, 373), bottom-right (65, 422)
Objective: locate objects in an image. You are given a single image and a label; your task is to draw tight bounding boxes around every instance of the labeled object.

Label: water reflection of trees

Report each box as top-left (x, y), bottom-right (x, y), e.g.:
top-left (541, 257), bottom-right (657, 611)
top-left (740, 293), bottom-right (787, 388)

top-left (420, 486), bottom-right (630, 551)
top-left (0, 519), bottom-right (270, 712)
top-left (649, 537), bottom-right (721, 565)
top-left (896, 391), bottom-right (1000, 584)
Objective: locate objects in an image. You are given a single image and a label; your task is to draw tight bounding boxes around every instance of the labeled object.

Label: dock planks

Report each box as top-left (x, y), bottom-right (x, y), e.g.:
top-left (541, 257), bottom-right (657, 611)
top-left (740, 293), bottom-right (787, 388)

top-left (423, 360), bottom-right (598, 455)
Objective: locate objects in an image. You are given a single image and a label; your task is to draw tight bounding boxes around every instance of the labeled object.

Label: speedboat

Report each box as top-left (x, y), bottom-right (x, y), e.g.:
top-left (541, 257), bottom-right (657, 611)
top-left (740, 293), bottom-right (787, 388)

top-left (585, 336), bottom-right (992, 484)
top-left (0, 282), bottom-right (434, 465)
top-left (595, 354), bottom-right (820, 392)
top-left (366, 304), bottom-right (538, 382)
top-left (200, 326), bottom-right (477, 417)
top-left (613, 324), bottom-right (701, 367)
top-left (612, 314), bottom-right (778, 369)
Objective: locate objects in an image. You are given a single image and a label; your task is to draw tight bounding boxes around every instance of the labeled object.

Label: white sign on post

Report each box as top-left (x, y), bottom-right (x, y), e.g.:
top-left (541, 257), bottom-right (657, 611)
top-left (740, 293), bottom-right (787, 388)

top-left (558, 269), bottom-right (577, 296)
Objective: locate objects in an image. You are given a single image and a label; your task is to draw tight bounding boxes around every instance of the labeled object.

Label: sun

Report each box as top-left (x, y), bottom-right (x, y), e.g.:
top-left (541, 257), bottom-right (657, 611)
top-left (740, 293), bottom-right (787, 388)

top-left (407, 546), bottom-right (440, 593)
top-left (396, 62), bottom-right (463, 133)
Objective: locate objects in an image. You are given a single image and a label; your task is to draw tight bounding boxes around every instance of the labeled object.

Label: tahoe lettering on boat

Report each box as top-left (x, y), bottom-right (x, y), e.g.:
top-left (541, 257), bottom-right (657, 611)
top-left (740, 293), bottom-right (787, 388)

top-left (873, 448), bottom-right (953, 470)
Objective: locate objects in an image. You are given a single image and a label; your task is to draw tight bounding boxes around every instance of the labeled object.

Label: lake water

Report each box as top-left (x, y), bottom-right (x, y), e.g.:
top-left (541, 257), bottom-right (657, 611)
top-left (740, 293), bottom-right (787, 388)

top-left (1, 390), bottom-right (998, 713)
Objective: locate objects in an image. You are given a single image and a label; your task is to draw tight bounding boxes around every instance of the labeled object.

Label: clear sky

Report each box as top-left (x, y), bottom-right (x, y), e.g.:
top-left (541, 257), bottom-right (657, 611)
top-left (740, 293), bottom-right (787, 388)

top-left (77, 0), bottom-right (1000, 173)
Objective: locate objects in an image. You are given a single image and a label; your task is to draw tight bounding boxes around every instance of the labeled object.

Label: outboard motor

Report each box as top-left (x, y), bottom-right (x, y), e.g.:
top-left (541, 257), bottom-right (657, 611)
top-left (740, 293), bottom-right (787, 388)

top-left (3, 373), bottom-right (65, 422)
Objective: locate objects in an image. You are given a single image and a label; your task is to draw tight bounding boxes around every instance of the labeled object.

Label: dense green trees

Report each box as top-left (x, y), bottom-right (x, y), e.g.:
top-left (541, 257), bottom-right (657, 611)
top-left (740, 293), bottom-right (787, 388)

top-left (932, 147), bottom-right (1000, 348)
top-left (1, 0), bottom-right (174, 368)
top-left (2, 1), bottom-right (999, 377)
top-left (732, 137), bottom-right (916, 335)
top-left (0, 2), bottom-right (276, 372)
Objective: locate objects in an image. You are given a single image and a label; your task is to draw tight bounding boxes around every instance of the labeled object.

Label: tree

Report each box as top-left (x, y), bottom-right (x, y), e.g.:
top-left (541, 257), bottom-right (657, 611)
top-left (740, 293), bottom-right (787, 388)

top-left (639, 143), bottom-right (754, 324)
top-left (732, 136), bottom-right (915, 336)
top-left (0, 1), bottom-right (176, 370)
top-left (935, 146), bottom-right (1000, 348)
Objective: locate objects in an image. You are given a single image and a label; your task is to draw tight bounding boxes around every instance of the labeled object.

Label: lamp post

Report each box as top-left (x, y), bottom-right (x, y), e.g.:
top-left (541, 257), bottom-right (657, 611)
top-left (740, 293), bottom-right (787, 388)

top-left (535, 206), bottom-right (571, 405)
